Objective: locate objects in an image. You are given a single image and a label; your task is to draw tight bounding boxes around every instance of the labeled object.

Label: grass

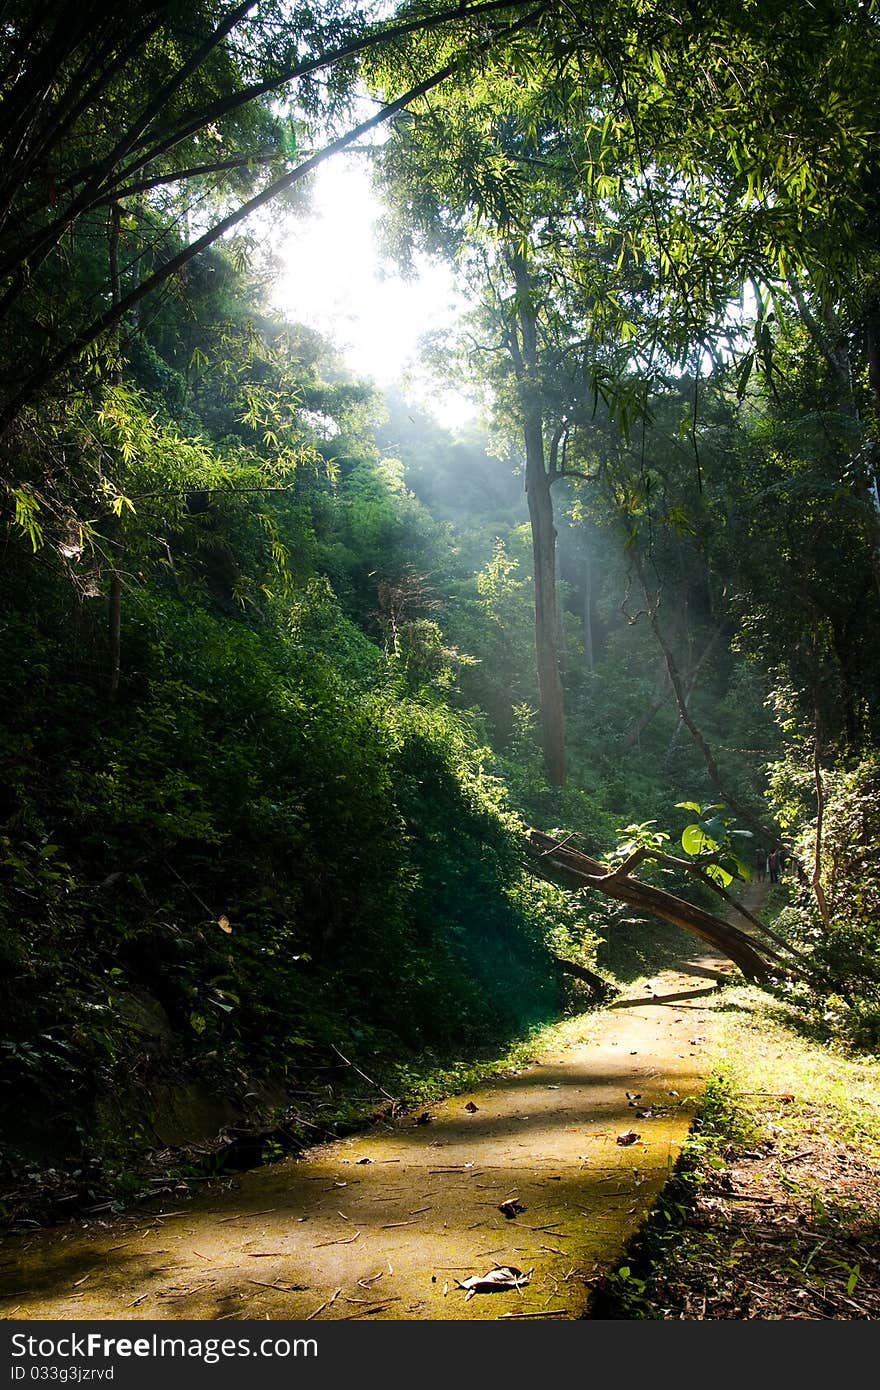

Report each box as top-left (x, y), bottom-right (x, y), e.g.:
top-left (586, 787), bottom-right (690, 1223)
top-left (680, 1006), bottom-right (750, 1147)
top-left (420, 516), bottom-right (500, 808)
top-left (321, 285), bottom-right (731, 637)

top-left (591, 982), bottom-right (880, 1319)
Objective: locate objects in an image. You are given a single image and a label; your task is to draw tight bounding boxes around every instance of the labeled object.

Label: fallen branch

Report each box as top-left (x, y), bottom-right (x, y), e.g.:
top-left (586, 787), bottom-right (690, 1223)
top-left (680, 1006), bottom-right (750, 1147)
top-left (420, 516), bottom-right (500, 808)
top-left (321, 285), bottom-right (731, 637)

top-left (553, 957), bottom-right (620, 997)
top-left (526, 831), bottom-right (783, 982)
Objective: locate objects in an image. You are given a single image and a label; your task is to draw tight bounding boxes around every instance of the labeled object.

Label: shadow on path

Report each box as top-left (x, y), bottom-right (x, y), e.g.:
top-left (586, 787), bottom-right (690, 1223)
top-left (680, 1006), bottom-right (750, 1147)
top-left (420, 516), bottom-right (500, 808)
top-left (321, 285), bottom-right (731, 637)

top-left (0, 950), bottom-right (759, 1320)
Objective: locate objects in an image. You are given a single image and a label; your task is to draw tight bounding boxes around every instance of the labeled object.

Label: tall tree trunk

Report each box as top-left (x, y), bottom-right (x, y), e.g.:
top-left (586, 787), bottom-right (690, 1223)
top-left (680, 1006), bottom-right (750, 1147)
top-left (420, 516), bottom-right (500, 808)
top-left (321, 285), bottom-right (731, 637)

top-left (583, 551), bottom-right (594, 671)
top-left (792, 282), bottom-right (880, 602)
top-left (525, 430), bottom-right (566, 786)
top-left (863, 307), bottom-right (880, 600)
top-left (509, 251), bottom-right (566, 786)
top-left (667, 622), bottom-right (723, 755)
top-left (812, 719), bottom-right (831, 927)
top-left (107, 200), bottom-right (123, 703)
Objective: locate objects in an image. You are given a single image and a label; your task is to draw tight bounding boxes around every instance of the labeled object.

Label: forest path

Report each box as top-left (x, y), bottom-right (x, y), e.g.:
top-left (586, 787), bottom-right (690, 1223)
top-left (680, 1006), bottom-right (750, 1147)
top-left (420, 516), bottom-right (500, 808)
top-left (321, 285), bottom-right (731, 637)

top-left (0, 909), bottom-right (766, 1322)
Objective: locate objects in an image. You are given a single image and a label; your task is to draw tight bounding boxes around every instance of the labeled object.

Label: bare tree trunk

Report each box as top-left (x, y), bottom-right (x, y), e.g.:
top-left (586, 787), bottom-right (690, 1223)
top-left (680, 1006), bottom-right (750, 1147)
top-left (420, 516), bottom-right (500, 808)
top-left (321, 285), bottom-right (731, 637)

top-left (583, 551), bottom-right (594, 671)
top-left (812, 721), bottom-right (831, 927)
top-left (525, 428), bottom-right (566, 786)
top-left (791, 281), bottom-right (880, 602)
top-left (509, 251), bottom-right (566, 787)
top-left (107, 200), bottom-right (123, 703)
top-left (667, 623), bottom-right (723, 755)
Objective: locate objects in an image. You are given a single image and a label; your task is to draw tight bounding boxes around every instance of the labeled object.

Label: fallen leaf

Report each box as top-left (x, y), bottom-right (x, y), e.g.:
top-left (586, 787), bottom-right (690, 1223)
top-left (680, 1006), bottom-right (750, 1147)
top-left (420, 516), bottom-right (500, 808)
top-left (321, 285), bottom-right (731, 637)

top-left (456, 1266), bottom-right (532, 1300)
top-left (498, 1198), bottom-right (526, 1219)
top-left (779, 1093), bottom-right (795, 1103)
top-left (626, 1092), bottom-right (642, 1103)
top-left (414, 1112), bottom-right (433, 1126)
top-left (635, 1110), bottom-right (653, 1119)
top-left (616, 1130), bottom-right (641, 1146)
top-left (218, 915), bottom-right (232, 934)
top-left (355, 1157), bottom-right (373, 1165)
top-left (689, 1036), bottom-right (707, 1045)
top-left (464, 1101), bottom-right (479, 1113)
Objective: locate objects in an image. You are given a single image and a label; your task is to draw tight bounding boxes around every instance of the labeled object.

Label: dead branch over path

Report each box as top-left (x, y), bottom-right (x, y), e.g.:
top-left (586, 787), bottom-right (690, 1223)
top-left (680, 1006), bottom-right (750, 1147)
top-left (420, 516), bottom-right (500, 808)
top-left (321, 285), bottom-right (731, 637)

top-left (527, 830), bottom-right (782, 983)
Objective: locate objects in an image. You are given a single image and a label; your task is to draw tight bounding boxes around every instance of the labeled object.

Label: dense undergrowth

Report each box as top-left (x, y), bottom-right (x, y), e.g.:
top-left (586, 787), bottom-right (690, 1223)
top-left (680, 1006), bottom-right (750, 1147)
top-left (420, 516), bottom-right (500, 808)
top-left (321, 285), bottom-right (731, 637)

top-left (0, 550), bottom-right (596, 1186)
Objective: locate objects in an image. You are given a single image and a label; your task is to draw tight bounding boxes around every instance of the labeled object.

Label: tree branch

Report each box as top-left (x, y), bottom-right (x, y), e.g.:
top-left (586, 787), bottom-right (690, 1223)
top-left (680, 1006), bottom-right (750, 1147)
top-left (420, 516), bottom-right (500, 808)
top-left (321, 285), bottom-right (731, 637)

top-left (0, 5), bottom-right (547, 436)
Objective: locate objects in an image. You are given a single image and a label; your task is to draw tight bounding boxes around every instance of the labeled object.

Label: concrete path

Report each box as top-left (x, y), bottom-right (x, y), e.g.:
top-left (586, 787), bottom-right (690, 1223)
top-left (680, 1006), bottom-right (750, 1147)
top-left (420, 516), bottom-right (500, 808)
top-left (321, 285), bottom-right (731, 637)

top-left (0, 946), bottom-right (737, 1322)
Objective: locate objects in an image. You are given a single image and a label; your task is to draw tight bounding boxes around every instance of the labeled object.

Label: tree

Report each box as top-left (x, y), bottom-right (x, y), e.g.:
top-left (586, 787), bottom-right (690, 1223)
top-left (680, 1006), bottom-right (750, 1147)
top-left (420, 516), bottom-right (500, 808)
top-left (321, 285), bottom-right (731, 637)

top-left (0, 1), bottom-right (548, 438)
top-left (371, 0), bottom-right (880, 794)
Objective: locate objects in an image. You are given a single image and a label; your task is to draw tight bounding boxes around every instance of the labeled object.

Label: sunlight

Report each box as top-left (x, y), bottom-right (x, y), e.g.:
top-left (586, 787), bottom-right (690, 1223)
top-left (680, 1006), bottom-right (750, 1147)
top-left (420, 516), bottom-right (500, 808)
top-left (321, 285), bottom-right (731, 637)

top-left (272, 155), bottom-right (478, 428)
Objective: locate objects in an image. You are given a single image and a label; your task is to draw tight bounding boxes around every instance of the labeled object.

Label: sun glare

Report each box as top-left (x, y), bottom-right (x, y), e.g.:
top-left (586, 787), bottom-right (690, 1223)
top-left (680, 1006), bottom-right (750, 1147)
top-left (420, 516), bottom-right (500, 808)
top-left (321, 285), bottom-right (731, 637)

top-left (272, 156), bottom-right (477, 428)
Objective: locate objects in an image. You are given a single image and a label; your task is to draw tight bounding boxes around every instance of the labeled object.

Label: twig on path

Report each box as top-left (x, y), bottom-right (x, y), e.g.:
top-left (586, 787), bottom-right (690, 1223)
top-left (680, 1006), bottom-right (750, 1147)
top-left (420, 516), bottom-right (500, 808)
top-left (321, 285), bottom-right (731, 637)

top-left (337, 1303), bottom-right (393, 1319)
top-left (217, 1208), bottom-right (277, 1223)
top-left (497, 1309), bottom-right (568, 1319)
top-left (306, 1287), bottom-right (342, 1320)
top-left (314, 1231), bottom-right (361, 1247)
top-left (247, 1279), bottom-right (306, 1293)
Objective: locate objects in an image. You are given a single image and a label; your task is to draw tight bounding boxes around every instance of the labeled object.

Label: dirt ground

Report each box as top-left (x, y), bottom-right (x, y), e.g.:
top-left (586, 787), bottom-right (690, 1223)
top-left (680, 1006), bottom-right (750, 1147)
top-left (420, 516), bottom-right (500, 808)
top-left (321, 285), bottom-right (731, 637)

top-left (0, 946), bottom-right (738, 1322)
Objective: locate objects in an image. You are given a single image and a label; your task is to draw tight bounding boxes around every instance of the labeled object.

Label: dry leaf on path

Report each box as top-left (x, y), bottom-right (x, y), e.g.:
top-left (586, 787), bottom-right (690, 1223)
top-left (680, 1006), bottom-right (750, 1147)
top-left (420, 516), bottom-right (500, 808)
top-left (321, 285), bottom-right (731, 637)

top-left (616, 1130), bottom-right (641, 1146)
top-left (464, 1101), bottom-right (479, 1113)
top-left (456, 1266), bottom-right (532, 1300)
top-left (498, 1199), bottom-right (525, 1219)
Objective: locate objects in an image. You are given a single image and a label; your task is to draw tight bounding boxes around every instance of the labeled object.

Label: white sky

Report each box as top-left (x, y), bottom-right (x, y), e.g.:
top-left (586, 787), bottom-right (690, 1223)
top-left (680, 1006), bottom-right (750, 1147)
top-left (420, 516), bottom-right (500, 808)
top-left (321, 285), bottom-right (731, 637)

top-left (270, 156), bottom-right (478, 427)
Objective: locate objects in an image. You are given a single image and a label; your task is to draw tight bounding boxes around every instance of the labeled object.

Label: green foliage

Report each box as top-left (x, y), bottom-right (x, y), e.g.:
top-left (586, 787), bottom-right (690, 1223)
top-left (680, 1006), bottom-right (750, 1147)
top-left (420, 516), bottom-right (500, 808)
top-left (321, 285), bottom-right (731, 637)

top-left (768, 752), bottom-right (880, 1045)
top-left (4, 0), bottom-right (880, 1188)
top-left (675, 802), bottom-right (753, 888)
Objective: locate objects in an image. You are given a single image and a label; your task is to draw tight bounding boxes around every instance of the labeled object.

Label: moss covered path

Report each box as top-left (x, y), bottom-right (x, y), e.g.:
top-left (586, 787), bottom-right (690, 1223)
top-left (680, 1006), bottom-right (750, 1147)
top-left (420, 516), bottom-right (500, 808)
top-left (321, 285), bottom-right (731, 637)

top-left (0, 951), bottom-right (738, 1321)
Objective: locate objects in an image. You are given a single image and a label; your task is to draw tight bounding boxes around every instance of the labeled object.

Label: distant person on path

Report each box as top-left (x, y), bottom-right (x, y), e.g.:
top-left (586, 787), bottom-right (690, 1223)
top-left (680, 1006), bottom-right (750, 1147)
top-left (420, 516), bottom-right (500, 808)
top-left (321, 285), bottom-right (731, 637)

top-left (768, 847), bottom-right (780, 884)
top-left (756, 848), bottom-right (767, 883)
